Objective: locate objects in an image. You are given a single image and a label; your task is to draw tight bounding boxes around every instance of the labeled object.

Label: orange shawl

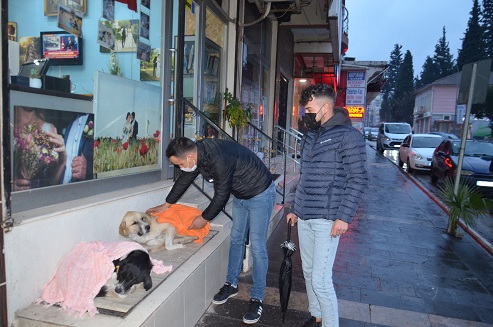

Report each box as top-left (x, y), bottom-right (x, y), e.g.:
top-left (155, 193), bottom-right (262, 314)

top-left (152, 204), bottom-right (210, 242)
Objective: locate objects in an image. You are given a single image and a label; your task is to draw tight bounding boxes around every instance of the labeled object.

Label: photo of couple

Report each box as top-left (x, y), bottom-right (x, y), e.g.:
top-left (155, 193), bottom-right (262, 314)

top-left (122, 111), bottom-right (138, 142)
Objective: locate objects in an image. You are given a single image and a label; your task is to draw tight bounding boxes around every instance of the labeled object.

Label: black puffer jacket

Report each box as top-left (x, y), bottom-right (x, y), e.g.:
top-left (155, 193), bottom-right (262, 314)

top-left (166, 138), bottom-right (273, 220)
top-left (290, 108), bottom-right (368, 223)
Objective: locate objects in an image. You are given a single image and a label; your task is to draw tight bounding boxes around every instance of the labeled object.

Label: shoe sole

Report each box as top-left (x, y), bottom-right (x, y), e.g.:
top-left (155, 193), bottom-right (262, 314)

top-left (212, 292), bottom-right (238, 305)
top-left (243, 317), bottom-right (260, 324)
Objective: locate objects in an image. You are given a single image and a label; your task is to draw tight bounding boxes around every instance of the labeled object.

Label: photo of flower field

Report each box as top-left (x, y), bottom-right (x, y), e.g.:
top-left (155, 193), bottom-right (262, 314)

top-left (93, 131), bottom-right (160, 173)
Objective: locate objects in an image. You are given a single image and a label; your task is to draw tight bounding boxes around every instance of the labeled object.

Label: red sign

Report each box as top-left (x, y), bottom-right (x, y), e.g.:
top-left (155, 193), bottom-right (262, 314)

top-left (346, 106), bottom-right (365, 118)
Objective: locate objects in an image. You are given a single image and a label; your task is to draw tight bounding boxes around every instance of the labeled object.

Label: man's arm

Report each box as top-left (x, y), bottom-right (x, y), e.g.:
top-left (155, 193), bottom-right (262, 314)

top-left (201, 156), bottom-right (235, 220)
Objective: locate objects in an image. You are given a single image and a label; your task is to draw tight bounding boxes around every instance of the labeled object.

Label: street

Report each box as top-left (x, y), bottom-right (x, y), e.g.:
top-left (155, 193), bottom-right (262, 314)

top-left (367, 139), bottom-right (493, 248)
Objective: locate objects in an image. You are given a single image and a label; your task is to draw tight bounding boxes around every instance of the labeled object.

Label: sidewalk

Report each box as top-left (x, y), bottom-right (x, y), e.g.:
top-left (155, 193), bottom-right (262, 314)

top-left (196, 144), bottom-right (493, 327)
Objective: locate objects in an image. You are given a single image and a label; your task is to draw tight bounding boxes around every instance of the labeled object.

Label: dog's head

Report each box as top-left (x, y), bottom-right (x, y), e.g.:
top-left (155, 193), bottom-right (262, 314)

top-left (119, 211), bottom-right (152, 239)
top-left (112, 250), bottom-right (153, 295)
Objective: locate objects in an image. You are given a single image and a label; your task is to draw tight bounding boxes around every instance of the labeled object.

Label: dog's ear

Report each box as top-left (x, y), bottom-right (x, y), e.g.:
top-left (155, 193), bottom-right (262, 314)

top-left (119, 221), bottom-right (129, 237)
top-left (143, 274), bottom-right (152, 291)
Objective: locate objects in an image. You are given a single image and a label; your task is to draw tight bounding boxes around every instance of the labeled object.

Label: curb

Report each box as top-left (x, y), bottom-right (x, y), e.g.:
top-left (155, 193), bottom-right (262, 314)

top-left (372, 144), bottom-right (493, 257)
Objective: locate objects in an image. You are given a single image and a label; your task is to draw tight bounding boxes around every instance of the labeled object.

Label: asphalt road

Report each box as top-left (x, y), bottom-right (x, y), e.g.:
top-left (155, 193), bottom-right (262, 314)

top-left (366, 139), bottom-right (493, 248)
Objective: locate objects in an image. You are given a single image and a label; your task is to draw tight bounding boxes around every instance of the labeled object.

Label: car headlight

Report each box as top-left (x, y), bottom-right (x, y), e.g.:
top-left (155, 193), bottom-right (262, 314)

top-left (412, 152), bottom-right (423, 160)
top-left (460, 170), bottom-right (475, 176)
top-left (385, 137), bottom-right (390, 141)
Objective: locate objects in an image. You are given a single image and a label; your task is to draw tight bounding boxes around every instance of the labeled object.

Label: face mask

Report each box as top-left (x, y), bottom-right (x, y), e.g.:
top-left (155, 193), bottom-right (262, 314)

top-left (180, 157), bottom-right (197, 172)
top-left (302, 105), bottom-right (326, 130)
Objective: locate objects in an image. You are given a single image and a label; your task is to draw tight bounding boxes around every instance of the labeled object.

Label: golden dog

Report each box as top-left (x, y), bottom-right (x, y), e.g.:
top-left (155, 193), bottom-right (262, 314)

top-left (119, 211), bottom-right (197, 251)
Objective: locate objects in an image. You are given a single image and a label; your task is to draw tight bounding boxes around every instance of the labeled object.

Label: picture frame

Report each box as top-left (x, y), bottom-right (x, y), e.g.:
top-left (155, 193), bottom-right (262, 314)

top-left (8, 22), bottom-right (17, 41)
top-left (44, 0), bottom-right (87, 17)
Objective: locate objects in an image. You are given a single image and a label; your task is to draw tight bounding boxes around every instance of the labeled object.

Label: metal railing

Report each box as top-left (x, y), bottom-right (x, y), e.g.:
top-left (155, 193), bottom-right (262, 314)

top-left (181, 98), bottom-right (290, 208)
top-left (276, 125), bottom-right (303, 171)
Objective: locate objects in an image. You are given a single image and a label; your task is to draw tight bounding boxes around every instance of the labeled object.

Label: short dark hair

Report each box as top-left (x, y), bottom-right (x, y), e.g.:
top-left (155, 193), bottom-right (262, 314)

top-left (299, 84), bottom-right (336, 106)
top-left (131, 112), bottom-right (135, 118)
top-left (166, 137), bottom-right (197, 158)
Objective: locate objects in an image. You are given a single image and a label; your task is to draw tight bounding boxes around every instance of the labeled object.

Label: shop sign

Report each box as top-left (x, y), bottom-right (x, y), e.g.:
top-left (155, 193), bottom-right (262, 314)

top-left (346, 87), bottom-right (365, 105)
top-left (347, 71), bottom-right (366, 88)
top-left (346, 106), bottom-right (365, 118)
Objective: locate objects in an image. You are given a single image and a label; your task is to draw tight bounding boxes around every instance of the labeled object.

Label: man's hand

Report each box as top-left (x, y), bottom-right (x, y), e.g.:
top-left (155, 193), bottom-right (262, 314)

top-left (189, 215), bottom-right (207, 230)
top-left (331, 219), bottom-right (348, 237)
top-left (286, 213), bottom-right (298, 226)
top-left (146, 202), bottom-right (171, 215)
top-left (71, 154), bottom-right (87, 181)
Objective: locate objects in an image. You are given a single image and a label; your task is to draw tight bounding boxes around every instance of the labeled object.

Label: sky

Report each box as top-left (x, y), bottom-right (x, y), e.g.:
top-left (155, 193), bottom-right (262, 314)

top-left (344, 0), bottom-right (474, 75)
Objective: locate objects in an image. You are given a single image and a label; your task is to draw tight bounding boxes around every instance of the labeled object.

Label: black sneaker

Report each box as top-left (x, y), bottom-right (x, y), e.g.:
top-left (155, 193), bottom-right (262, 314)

top-left (301, 316), bottom-right (322, 327)
top-left (243, 298), bottom-right (263, 324)
top-left (212, 283), bottom-right (238, 305)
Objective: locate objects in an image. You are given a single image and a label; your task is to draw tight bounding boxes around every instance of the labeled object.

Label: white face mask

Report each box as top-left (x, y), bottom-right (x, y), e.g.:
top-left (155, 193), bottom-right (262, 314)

top-left (180, 156), bottom-right (197, 172)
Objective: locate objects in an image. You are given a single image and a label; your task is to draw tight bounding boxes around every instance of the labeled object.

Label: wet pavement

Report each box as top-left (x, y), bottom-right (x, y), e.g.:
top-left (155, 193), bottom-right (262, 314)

top-left (195, 144), bottom-right (493, 327)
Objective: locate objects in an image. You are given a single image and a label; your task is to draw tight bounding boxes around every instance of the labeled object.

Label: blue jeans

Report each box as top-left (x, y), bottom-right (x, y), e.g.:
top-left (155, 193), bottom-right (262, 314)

top-left (226, 182), bottom-right (275, 301)
top-left (298, 218), bottom-right (340, 327)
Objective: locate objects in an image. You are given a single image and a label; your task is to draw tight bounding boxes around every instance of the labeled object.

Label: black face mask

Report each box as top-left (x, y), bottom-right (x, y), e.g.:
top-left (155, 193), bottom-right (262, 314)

top-left (303, 113), bottom-right (321, 130)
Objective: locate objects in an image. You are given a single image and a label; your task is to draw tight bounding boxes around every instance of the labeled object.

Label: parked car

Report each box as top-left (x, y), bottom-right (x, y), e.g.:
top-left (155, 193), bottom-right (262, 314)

top-left (428, 131), bottom-right (459, 140)
top-left (430, 139), bottom-right (493, 198)
top-left (376, 122), bottom-right (412, 153)
top-left (368, 127), bottom-right (379, 141)
top-left (399, 134), bottom-right (443, 172)
top-left (363, 127), bottom-right (371, 139)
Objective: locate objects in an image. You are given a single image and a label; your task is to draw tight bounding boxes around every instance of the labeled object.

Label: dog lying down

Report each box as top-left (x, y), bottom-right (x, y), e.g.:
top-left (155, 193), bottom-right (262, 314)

top-left (38, 241), bottom-right (171, 317)
top-left (96, 249), bottom-right (153, 298)
top-left (119, 205), bottom-right (211, 252)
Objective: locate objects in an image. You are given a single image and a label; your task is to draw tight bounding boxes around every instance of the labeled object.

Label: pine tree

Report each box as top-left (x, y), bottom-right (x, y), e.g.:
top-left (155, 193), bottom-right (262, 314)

top-left (457, 0), bottom-right (486, 69)
top-left (380, 44), bottom-right (402, 122)
top-left (416, 56), bottom-right (439, 88)
top-left (482, 0), bottom-right (493, 62)
top-left (392, 50), bottom-right (415, 124)
top-left (433, 27), bottom-right (455, 78)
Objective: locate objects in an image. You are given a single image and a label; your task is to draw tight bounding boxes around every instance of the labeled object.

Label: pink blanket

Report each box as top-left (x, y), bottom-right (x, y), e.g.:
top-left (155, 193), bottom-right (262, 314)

top-left (38, 241), bottom-right (172, 316)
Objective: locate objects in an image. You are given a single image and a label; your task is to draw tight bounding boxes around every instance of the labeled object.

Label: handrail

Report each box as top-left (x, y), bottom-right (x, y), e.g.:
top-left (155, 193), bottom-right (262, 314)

top-left (275, 125), bottom-right (303, 170)
top-left (181, 98), bottom-right (233, 219)
top-left (245, 122), bottom-right (287, 203)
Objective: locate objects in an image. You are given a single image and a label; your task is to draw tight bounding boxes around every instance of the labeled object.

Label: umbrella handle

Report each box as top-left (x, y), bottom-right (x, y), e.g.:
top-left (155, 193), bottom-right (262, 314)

top-left (287, 218), bottom-right (292, 240)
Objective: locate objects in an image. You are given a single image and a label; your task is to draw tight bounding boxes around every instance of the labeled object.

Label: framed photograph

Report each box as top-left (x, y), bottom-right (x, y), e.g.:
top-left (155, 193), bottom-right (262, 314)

top-left (97, 21), bottom-right (115, 51)
top-left (8, 22), bottom-right (17, 41)
top-left (44, 0), bottom-right (86, 17)
top-left (137, 41), bottom-right (151, 62)
top-left (140, 12), bottom-right (150, 40)
top-left (141, 0), bottom-right (150, 10)
top-left (64, 0), bottom-right (87, 15)
top-left (58, 4), bottom-right (83, 37)
top-left (103, 0), bottom-right (115, 21)
top-left (44, 0), bottom-right (61, 16)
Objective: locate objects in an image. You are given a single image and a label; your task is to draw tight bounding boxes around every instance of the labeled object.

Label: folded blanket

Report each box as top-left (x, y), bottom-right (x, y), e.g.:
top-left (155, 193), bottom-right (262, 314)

top-left (37, 241), bottom-right (171, 317)
top-left (152, 204), bottom-right (210, 242)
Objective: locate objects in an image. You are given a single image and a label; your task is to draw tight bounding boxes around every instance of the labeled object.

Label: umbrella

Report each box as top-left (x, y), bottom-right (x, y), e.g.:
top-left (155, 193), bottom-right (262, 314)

top-left (279, 220), bottom-right (297, 322)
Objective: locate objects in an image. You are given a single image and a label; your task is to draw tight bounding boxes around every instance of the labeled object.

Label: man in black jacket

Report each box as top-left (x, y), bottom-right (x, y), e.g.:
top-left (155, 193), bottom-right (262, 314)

top-left (147, 137), bottom-right (275, 324)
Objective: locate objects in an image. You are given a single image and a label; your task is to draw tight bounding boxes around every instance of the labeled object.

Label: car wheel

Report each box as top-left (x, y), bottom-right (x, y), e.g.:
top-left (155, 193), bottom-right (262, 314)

top-left (407, 158), bottom-right (414, 173)
top-left (398, 155), bottom-right (404, 168)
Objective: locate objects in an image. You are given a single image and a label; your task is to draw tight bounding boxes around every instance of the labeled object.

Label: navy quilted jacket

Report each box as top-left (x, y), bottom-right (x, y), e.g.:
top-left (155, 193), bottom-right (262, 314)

top-left (290, 108), bottom-right (368, 223)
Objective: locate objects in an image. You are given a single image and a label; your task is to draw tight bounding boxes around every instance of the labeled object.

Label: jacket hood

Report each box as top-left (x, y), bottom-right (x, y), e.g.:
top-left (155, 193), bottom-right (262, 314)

top-left (322, 107), bottom-right (352, 128)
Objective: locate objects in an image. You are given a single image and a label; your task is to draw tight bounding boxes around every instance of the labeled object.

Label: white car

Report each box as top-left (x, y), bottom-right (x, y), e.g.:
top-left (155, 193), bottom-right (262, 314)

top-left (398, 134), bottom-right (443, 172)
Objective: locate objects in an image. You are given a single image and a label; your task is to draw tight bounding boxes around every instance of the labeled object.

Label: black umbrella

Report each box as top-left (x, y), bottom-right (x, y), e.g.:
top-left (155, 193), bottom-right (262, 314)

top-left (279, 220), bottom-right (297, 322)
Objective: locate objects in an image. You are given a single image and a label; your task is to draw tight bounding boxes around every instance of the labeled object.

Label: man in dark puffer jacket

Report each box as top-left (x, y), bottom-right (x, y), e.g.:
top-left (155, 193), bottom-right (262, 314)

top-left (286, 84), bottom-right (368, 327)
top-left (147, 137), bottom-right (275, 324)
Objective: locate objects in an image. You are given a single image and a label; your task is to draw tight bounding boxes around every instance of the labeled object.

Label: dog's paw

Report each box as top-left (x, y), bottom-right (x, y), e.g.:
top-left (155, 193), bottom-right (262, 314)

top-left (166, 243), bottom-right (185, 250)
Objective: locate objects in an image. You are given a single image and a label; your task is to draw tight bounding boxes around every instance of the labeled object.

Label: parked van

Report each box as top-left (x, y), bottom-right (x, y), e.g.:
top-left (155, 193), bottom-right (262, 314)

top-left (376, 122), bottom-right (412, 153)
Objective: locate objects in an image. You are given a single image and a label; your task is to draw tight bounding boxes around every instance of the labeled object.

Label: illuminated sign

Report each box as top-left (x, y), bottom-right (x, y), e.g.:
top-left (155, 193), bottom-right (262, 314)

top-left (346, 106), bottom-right (365, 118)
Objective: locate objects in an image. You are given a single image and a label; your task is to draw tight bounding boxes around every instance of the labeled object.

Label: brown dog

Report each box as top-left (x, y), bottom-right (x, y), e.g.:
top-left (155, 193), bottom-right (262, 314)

top-left (119, 211), bottom-right (197, 251)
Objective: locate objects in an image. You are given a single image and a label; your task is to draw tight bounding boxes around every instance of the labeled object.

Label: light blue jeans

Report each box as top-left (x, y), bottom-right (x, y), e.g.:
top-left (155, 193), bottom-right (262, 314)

top-left (226, 182), bottom-right (276, 301)
top-left (298, 218), bottom-right (340, 327)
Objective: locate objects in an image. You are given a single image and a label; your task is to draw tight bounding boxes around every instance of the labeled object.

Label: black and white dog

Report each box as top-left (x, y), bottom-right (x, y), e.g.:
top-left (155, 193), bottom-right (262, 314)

top-left (97, 250), bottom-right (153, 298)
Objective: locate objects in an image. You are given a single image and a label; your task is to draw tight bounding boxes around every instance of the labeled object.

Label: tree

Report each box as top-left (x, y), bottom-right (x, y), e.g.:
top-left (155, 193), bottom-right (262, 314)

top-left (380, 44), bottom-right (402, 122)
top-left (433, 27), bottom-right (455, 78)
top-left (416, 56), bottom-right (439, 88)
top-left (457, 0), bottom-right (485, 69)
top-left (392, 50), bottom-right (415, 124)
top-left (482, 0), bottom-right (493, 64)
